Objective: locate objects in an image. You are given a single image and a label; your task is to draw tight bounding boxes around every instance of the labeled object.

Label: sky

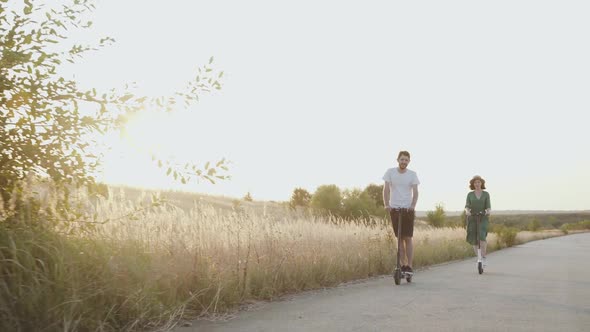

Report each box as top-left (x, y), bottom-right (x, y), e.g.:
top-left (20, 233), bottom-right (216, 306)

top-left (59, 0), bottom-right (589, 211)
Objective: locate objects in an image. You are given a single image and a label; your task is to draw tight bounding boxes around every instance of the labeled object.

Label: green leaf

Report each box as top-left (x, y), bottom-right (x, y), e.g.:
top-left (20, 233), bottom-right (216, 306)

top-left (119, 94), bottom-right (133, 103)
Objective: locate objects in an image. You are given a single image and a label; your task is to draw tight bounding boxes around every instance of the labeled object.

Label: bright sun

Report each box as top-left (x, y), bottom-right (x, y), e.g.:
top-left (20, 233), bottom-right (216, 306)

top-left (122, 110), bottom-right (172, 155)
top-left (97, 104), bottom-right (228, 192)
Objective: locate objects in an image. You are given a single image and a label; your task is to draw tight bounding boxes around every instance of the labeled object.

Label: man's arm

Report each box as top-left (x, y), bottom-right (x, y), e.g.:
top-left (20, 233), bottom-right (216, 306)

top-left (410, 184), bottom-right (419, 210)
top-left (383, 181), bottom-right (391, 210)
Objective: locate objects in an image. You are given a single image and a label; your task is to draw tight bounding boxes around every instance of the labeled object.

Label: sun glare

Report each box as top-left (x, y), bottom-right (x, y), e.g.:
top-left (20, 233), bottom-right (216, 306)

top-left (98, 107), bottom-right (225, 190)
top-left (122, 110), bottom-right (172, 155)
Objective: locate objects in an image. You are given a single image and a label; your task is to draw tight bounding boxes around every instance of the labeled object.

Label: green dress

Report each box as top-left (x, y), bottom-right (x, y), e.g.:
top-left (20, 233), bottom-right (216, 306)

top-left (465, 191), bottom-right (491, 245)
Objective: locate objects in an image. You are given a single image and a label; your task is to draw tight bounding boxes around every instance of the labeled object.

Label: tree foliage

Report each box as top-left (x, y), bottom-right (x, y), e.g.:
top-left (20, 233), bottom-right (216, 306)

top-left (310, 184), bottom-right (342, 216)
top-left (362, 183), bottom-right (386, 217)
top-left (289, 187), bottom-right (311, 209)
top-left (363, 183), bottom-right (384, 207)
top-left (0, 0), bottom-right (228, 224)
top-left (342, 188), bottom-right (376, 220)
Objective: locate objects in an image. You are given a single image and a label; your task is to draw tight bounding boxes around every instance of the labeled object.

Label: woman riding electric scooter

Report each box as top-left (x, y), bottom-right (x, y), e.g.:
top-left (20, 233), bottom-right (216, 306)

top-left (464, 175), bottom-right (491, 274)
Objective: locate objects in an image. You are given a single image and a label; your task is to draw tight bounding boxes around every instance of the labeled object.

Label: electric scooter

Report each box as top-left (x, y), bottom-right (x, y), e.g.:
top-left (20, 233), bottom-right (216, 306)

top-left (392, 208), bottom-right (413, 285)
top-left (473, 211), bottom-right (485, 274)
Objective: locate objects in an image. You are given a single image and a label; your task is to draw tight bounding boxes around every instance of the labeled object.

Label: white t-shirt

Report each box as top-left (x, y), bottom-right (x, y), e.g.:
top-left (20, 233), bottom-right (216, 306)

top-left (382, 167), bottom-right (420, 208)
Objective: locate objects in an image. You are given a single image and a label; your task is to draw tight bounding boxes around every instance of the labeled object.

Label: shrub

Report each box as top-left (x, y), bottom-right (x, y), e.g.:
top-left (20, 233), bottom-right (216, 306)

top-left (310, 185), bottom-right (342, 216)
top-left (560, 224), bottom-right (569, 234)
top-left (426, 203), bottom-right (446, 228)
top-left (527, 219), bottom-right (540, 231)
top-left (500, 226), bottom-right (518, 247)
top-left (560, 220), bottom-right (590, 234)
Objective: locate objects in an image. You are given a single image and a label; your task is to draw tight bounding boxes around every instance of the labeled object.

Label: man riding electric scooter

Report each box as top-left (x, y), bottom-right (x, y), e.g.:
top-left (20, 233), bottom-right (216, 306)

top-left (383, 151), bottom-right (420, 284)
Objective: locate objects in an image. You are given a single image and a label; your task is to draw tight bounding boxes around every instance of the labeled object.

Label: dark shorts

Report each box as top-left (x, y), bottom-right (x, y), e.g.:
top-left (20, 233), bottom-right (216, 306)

top-left (389, 209), bottom-right (415, 238)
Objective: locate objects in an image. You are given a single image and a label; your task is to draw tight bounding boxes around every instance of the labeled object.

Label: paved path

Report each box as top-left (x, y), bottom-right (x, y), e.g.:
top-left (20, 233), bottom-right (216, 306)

top-left (177, 233), bottom-right (590, 332)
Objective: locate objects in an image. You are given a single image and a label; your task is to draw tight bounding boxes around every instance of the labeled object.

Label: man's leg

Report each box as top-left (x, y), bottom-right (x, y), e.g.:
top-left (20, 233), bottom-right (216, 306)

top-left (404, 210), bottom-right (415, 270)
top-left (404, 237), bottom-right (413, 269)
top-left (399, 237), bottom-right (407, 267)
top-left (481, 241), bottom-right (487, 257)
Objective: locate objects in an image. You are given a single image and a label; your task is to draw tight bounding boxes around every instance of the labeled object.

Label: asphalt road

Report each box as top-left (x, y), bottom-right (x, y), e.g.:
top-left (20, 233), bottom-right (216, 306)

top-left (176, 232), bottom-right (590, 332)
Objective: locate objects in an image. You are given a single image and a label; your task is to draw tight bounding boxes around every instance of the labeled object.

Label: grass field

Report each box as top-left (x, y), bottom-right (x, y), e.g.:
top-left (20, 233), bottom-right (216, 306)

top-left (0, 188), bottom-right (583, 331)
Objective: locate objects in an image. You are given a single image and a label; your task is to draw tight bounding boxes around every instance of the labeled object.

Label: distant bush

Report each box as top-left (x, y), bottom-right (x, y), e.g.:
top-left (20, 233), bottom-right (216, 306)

top-left (426, 204), bottom-right (446, 228)
top-left (492, 225), bottom-right (518, 247)
top-left (560, 220), bottom-right (590, 234)
top-left (232, 199), bottom-right (243, 212)
top-left (243, 192), bottom-right (253, 202)
top-left (527, 219), bottom-right (540, 231)
top-left (560, 224), bottom-right (569, 234)
top-left (289, 188), bottom-right (312, 209)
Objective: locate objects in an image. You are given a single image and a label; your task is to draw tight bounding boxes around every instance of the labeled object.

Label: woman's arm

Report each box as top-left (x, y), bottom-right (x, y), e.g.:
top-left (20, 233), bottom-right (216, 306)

top-left (464, 193), bottom-right (471, 215)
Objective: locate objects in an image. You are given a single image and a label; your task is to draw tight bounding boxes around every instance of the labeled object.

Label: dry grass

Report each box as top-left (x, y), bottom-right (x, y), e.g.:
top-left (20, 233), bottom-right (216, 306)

top-left (0, 190), bottom-right (575, 331)
top-left (514, 229), bottom-right (563, 244)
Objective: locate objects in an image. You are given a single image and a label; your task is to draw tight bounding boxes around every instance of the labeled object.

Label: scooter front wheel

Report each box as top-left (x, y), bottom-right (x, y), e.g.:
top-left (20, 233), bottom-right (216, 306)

top-left (478, 262), bottom-right (483, 274)
top-left (394, 269), bottom-right (401, 285)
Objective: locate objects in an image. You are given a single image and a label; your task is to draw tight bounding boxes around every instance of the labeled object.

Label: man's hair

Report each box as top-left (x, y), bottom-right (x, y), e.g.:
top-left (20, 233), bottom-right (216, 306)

top-left (397, 150), bottom-right (411, 159)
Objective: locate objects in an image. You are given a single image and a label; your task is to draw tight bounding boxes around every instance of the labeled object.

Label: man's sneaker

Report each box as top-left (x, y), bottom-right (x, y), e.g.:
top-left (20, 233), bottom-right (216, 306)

top-left (401, 265), bottom-right (408, 272)
top-left (406, 266), bottom-right (413, 274)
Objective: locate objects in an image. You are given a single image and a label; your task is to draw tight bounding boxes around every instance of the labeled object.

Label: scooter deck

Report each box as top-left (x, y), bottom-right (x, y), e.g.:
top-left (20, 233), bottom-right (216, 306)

top-left (394, 269), bottom-right (414, 276)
